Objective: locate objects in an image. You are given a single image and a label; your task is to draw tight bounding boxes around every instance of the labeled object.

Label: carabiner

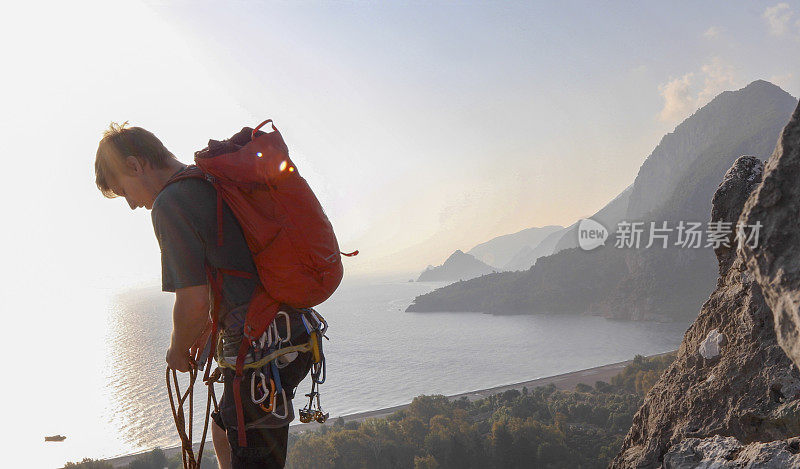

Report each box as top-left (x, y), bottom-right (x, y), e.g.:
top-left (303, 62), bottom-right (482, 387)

top-left (250, 371), bottom-right (270, 404)
top-left (258, 378), bottom-right (277, 413)
top-left (300, 314), bottom-right (313, 334)
top-left (265, 323), bottom-right (276, 349)
top-left (271, 387), bottom-right (289, 419)
top-left (310, 309), bottom-right (328, 336)
top-left (312, 356), bottom-right (326, 385)
top-left (275, 311), bottom-right (291, 344)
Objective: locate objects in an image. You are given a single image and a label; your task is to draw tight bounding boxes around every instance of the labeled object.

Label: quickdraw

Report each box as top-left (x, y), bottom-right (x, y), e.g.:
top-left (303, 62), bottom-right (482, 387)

top-left (299, 309), bottom-right (329, 424)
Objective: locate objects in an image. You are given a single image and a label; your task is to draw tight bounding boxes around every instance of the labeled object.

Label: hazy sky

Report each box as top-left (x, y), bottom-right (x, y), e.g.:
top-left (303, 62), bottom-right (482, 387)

top-left (0, 1), bottom-right (800, 467)
top-left (4, 4), bottom-right (798, 465)
top-left (2, 1), bottom-right (798, 292)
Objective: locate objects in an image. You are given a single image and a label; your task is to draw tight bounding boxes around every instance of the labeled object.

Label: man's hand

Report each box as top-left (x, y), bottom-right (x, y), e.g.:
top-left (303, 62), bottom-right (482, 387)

top-left (166, 340), bottom-right (193, 372)
top-left (166, 284), bottom-right (211, 373)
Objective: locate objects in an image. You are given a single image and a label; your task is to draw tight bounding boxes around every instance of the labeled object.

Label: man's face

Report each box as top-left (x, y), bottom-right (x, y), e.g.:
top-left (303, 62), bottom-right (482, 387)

top-left (107, 160), bottom-right (157, 210)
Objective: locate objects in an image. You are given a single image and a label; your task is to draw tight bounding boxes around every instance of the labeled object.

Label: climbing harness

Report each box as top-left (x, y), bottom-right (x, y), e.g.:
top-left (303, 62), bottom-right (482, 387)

top-left (167, 307), bottom-right (329, 468)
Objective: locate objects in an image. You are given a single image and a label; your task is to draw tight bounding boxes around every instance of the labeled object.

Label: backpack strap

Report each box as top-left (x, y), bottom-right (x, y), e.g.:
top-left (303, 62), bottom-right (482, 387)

top-left (162, 165), bottom-right (225, 247)
top-left (163, 165), bottom-right (258, 445)
top-left (163, 164), bottom-right (206, 186)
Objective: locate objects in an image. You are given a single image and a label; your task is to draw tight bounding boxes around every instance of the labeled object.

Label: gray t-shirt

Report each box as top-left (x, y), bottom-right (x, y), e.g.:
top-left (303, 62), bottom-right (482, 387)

top-left (151, 176), bottom-right (258, 329)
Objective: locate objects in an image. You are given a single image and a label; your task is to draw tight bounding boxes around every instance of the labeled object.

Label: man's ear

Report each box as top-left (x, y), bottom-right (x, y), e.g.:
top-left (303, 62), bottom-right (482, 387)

top-left (124, 155), bottom-right (145, 175)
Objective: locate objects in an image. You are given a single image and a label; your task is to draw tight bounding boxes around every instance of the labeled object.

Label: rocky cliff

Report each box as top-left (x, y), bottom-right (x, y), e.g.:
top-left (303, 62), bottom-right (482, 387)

top-left (611, 101), bottom-right (800, 468)
top-left (741, 100), bottom-right (800, 374)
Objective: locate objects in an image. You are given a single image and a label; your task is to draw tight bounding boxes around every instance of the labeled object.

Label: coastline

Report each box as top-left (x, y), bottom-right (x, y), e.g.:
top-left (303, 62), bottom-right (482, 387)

top-left (103, 350), bottom-right (675, 467)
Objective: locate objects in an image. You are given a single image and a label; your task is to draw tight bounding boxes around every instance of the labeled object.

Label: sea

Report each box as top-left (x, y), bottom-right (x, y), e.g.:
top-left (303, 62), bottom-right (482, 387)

top-left (31, 276), bottom-right (689, 468)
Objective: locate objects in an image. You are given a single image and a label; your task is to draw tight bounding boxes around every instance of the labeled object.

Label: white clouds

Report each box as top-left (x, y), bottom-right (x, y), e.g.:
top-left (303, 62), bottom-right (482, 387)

top-left (769, 73), bottom-right (796, 93)
top-left (698, 58), bottom-right (736, 103)
top-left (658, 58), bottom-right (736, 123)
top-left (703, 26), bottom-right (721, 38)
top-left (658, 73), bottom-right (695, 122)
top-left (763, 3), bottom-right (794, 35)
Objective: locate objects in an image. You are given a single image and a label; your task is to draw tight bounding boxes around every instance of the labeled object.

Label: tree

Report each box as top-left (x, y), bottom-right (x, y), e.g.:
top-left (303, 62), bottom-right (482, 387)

top-left (414, 454), bottom-right (439, 469)
top-left (64, 459), bottom-right (113, 469)
top-left (127, 448), bottom-right (167, 469)
top-left (491, 421), bottom-right (514, 469)
top-left (286, 435), bottom-right (334, 469)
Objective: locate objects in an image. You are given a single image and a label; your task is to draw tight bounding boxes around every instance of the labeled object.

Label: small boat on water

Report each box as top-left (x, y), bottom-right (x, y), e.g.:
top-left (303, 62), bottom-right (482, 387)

top-left (45, 435), bottom-right (66, 442)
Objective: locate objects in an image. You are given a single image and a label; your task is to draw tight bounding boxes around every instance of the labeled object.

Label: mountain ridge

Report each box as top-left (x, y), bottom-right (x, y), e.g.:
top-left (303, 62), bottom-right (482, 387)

top-left (407, 80), bottom-right (798, 321)
top-left (466, 225), bottom-right (563, 268)
top-left (416, 249), bottom-right (497, 282)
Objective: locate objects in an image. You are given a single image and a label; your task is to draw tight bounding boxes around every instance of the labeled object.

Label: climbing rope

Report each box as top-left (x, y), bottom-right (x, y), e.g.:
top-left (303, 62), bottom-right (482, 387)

top-left (166, 366), bottom-right (222, 469)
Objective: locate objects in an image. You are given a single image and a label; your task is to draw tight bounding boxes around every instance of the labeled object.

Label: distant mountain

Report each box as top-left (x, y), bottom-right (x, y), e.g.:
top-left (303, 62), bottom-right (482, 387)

top-left (503, 185), bottom-right (634, 271)
top-left (624, 82), bottom-right (786, 220)
top-left (417, 250), bottom-right (497, 282)
top-left (408, 80), bottom-right (798, 321)
top-left (503, 227), bottom-right (568, 271)
top-left (552, 185), bottom-right (633, 253)
top-left (467, 225), bottom-right (563, 268)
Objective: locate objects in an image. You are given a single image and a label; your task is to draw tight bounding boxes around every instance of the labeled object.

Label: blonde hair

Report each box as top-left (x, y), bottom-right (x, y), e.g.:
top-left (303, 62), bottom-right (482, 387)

top-left (95, 121), bottom-right (177, 198)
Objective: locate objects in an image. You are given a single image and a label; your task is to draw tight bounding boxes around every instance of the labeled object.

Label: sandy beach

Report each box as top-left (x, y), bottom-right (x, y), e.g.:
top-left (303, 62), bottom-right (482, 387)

top-left (104, 351), bottom-right (675, 467)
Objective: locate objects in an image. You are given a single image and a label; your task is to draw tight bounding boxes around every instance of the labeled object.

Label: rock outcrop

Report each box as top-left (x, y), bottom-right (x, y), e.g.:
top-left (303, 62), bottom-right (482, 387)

top-left (740, 101), bottom-right (800, 373)
top-left (662, 435), bottom-right (800, 468)
top-left (610, 147), bottom-right (800, 467)
top-left (711, 155), bottom-right (764, 274)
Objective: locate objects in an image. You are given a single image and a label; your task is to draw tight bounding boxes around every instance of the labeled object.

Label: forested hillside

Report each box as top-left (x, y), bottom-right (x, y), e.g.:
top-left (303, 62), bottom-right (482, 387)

top-left (286, 353), bottom-right (675, 469)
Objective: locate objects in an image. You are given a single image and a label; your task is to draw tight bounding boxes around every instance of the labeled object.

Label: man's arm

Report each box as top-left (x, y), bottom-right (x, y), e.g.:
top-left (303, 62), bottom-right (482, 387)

top-left (166, 284), bottom-right (210, 372)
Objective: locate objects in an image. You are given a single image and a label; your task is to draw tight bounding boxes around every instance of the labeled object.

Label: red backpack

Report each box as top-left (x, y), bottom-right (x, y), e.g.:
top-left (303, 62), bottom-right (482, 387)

top-left (164, 119), bottom-right (356, 445)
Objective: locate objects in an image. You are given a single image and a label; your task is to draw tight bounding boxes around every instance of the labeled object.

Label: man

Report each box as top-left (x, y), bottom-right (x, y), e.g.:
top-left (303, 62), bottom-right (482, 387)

top-left (94, 122), bottom-right (294, 468)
